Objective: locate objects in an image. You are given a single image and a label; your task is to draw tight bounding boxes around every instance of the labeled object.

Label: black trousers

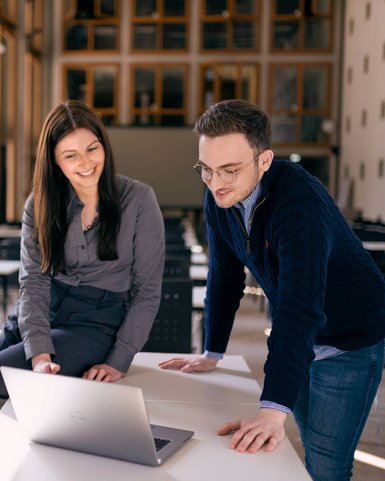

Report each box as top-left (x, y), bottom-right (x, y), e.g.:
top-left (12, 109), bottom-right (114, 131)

top-left (0, 279), bottom-right (128, 398)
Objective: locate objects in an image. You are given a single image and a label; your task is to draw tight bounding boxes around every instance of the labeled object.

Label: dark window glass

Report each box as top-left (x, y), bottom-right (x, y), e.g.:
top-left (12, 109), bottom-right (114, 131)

top-left (160, 115), bottom-right (185, 126)
top-left (94, 25), bottom-right (117, 49)
top-left (75, 0), bottom-right (95, 19)
top-left (203, 23), bottom-right (227, 49)
top-left (134, 69), bottom-right (155, 107)
top-left (133, 114), bottom-right (156, 126)
top-left (93, 68), bottom-right (115, 108)
top-left (67, 69), bottom-right (87, 102)
top-left (220, 77), bottom-right (236, 99)
top-left (164, 0), bottom-right (185, 16)
top-left (235, 0), bottom-right (256, 14)
top-left (162, 24), bottom-right (186, 49)
top-left (271, 115), bottom-right (297, 143)
top-left (100, 0), bottom-right (115, 16)
top-left (303, 67), bottom-right (327, 109)
top-left (66, 24), bottom-right (88, 50)
top-left (275, 0), bottom-right (300, 15)
top-left (100, 115), bottom-right (115, 126)
top-left (272, 67), bottom-right (297, 110)
top-left (304, 19), bottom-right (330, 49)
top-left (133, 24), bottom-right (157, 49)
top-left (233, 21), bottom-right (255, 48)
top-left (135, 0), bottom-right (156, 16)
top-left (205, 0), bottom-right (228, 15)
top-left (273, 22), bottom-right (299, 50)
top-left (162, 69), bottom-right (184, 108)
top-left (301, 115), bottom-right (324, 143)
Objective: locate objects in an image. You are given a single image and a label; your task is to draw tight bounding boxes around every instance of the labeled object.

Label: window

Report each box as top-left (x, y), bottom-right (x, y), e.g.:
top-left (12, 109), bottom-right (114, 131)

top-left (269, 63), bottom-right (331, 145)
top-left (63, 0), bottom-right (119, 52)
top-left (131, 0), bottom-right (188, 51)
top-left (201, 0), bottom-right (260, 51)
top-left (131, 64), bottom-right (188, 126)
top-left (271, 0), bottom-right (333, 51)
top-left (64, 64), bottom-right (119, 125)
top-left (200, 63), bottom-right (259, 112)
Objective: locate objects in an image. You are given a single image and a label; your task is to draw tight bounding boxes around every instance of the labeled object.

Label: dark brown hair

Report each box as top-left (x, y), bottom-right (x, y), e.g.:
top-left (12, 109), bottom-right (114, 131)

top-left (33, 100), bottom-right (121, 274)
top-left (194, 99), bottom-right (272, 152)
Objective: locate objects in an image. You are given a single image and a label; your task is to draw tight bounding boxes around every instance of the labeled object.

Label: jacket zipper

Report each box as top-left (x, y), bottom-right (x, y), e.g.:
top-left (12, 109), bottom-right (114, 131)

top-left (234, 196), bottom-right (267, 256)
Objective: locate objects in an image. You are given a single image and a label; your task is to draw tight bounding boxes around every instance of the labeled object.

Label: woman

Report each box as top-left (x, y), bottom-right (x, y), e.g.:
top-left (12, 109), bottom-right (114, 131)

top-left (0, 100), bottom-right (165, 396)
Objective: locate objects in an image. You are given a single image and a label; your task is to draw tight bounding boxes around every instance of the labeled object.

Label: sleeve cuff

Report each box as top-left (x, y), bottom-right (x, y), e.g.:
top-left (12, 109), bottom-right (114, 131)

top-left (260, 400), bottom-right (292, 414)
top-left (203, 350), bottom-right (224, 360)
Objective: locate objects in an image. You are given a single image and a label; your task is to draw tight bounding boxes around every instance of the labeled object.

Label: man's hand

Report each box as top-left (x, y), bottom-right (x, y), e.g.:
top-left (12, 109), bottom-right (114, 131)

top-left (32, 353), bottom-right (60, 374)
top-left (83, 363), bottom-right (123, 382)
top-left (217, 408), bottom-right (287, 453)
top-left (159, 356), bottom-right (218, 373)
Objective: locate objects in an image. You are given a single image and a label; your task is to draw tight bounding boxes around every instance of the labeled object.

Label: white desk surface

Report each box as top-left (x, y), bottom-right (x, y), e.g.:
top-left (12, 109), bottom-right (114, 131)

top-left (0, 353), bottom-right (311, 481)
top-left (0, 260), bottom-right (21, 275)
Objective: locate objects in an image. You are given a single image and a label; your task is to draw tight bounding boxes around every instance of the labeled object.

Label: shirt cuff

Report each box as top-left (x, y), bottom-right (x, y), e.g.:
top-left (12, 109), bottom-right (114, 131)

top-left (203, 350), bottom-right (224, 360)
top-left (260, 400), bottom-right (292, 414)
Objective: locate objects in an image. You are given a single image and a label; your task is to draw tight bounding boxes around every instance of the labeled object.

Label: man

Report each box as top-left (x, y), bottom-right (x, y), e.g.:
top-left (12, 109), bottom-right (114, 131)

top-left (160, 100), bottom-right (385, 481)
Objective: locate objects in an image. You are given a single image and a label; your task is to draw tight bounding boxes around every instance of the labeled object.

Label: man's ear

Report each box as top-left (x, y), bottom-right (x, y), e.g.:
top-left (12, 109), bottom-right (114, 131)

top-left (259, 150), bottom-right (274, 172)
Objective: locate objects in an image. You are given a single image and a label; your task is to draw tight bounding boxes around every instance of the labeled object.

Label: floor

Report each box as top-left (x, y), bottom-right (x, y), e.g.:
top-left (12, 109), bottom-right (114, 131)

top-left (1, 290), bottom-right (384, 480)
top-left (226, 294), bottom-right (385, 481)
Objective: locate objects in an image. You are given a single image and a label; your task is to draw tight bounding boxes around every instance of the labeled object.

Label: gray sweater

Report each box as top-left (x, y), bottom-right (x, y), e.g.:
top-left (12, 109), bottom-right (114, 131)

top-left (18, 175), bottom-right (165, 373)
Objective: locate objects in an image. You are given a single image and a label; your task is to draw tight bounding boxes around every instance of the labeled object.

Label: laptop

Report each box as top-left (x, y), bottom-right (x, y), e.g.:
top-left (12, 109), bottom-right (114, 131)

top-left (0, 366), bottom-right (194, 466)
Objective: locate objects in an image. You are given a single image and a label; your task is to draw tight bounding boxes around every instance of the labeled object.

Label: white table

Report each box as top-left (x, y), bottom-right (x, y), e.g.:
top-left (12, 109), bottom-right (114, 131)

top-left (0, 260), bottom-right (20, 314)
top-left (0, 353), bottom-right (311, 481)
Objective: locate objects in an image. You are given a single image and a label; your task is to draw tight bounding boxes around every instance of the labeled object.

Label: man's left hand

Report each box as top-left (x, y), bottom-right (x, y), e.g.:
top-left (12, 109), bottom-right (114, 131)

top-left (217, 408), bottom-right (287, 453)
top-left (83, 364), bottom-right (123, 382)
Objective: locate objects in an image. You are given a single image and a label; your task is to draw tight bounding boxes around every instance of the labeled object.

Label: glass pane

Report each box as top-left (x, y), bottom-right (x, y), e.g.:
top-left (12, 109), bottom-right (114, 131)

top-left (233, 22), bottom-right (256, 48)
top-left (240, 65), bottom-right (257, 103)
top-left (94, 25), bottom-right (117, 49)
top-left (303, 67), bottom-right (327, 109)
top-left (314, 0), bottom-right (331, 14)
top-left (203, 23), bottom-right (227, 49)
top-left (134, 69), bottom-right (155, 108)
top-left (235, 0), bottom-right (256, 14)
top-left (65, 24), bottom-right (88, 50)
top-left (272, 67), bottom-right (297, 110)
top-left (100, 114), bottom-right (116, 126)
top-left (275, 0), bottom-right (300, 15)
top-left (76, 0), bottom-right (95, 19)
top-left (217, 65), bottom-right (237, 100)
top-left (67, 69), bottom-right (87, 102)
top-left (205, 0), bottom-right (228, 15)
top-left (135, 0), bottom-right (156, 17)
top-left (304, 20), bottom-right (330, 49)
top-left (271, 115), bottom-right (297, 143)
top-left (202, 67), bottom-right (215, 107)
top-left (301, 115), bottom-right (324, 143)
top-left (273, 21), bottom-right (299, 50)
top-left (160, 115), bottom-right (185, 126)
top-left (93, 67), bottom-right (116, 108)
top-left (162, 68), bottom-right (184, 108)
top-left (164, 0), bottom-right (185, 16)
top-left (133, 24), bottom-right (157, 49)
top-left (100, 0), bottom-right (115, 16)
top-left (162, 24), bottom-right (186, 49)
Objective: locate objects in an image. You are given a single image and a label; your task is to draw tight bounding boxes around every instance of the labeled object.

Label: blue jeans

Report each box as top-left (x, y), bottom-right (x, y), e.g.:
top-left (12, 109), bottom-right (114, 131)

top-left (293, 340), bottom-right (384, 481)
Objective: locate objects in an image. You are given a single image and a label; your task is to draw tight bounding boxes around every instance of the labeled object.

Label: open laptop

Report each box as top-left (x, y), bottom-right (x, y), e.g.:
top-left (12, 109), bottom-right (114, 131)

top-left (1, 366), bottom-right (194, 466)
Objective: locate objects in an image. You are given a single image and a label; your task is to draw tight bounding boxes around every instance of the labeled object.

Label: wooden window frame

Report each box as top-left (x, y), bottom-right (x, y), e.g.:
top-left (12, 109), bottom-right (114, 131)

top-left (271, 0), bottom-right (334, 53)
top-left (131, 0), bottom-right (189, 53)
top-left (130, 63), bottom-right (189, 126)
top-left (200, 0), bottom-right (260, 53)
top-left (268, 62), bottom-right (332, 146)
top-left (63, 63), bottom-right (120, 123)
top-left (63, 0), bottom-right (120, 53)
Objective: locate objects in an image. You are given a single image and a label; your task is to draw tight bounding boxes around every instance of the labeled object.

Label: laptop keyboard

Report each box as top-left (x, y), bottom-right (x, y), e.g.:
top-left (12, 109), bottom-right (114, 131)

top-left (154, 437), bottom-right (171, 451)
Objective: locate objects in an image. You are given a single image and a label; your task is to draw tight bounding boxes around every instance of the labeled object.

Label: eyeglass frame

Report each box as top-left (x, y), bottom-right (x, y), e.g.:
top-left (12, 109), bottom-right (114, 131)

top-left (193, 152), bottom-right (263, 185)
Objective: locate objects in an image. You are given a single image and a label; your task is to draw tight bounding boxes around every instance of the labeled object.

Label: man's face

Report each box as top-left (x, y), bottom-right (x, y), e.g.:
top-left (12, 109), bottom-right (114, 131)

top-left (198, 133), bottom-right (268, 209)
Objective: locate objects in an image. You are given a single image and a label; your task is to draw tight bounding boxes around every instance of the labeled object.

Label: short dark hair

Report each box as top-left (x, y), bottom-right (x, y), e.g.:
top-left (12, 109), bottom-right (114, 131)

top-left (194, 99), bottom-right (272, 152)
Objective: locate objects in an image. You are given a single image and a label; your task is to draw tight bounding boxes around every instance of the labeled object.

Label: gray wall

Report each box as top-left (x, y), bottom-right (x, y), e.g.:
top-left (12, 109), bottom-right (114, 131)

top-left (107, 127), bottom-right (204, 208)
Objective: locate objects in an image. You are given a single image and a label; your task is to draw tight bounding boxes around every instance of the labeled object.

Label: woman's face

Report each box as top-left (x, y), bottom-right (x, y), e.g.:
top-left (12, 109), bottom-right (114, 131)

top-left (54, 128), bottom-right (105, 195)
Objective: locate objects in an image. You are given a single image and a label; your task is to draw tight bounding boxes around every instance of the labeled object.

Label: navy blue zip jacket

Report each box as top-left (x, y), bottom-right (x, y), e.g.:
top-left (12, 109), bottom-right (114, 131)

top-left (204, 159), bottom-right (385, 410)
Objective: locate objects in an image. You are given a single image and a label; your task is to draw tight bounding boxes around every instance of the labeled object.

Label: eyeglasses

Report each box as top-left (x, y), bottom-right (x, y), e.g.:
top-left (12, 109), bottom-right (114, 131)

top-left (194, 153), bottom-right (262, 185)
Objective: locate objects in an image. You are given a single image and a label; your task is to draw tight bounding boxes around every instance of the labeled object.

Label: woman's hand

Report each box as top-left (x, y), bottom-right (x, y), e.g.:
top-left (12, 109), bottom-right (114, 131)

top-left (159, 356), bottom-right (219, 373)
top-left (32, 353), bottom-right (61, 374)
top-left (83, 363), bottom-right (123, 382)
